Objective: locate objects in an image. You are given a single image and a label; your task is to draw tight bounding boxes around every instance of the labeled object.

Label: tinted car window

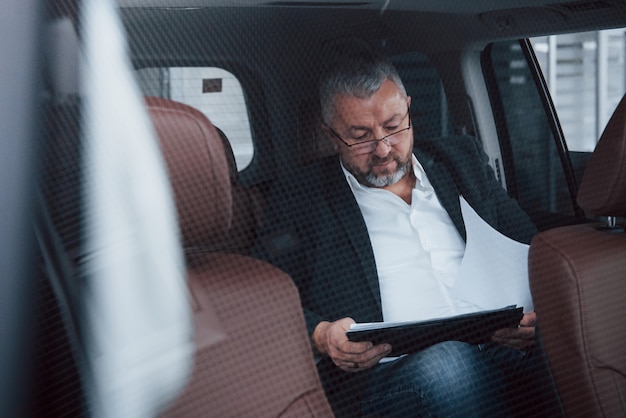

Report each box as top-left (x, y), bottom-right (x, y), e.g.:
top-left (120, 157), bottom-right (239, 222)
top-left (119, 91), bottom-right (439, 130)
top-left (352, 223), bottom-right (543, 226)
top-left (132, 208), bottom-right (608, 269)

top-left (531, 29), bottom-right (626, 202)
top-left (484, 41), bottom-right (581, 230)
top-left (136, 66), bottom-right (254, 170)
top-left (531, 29), bottom-right (626, 153)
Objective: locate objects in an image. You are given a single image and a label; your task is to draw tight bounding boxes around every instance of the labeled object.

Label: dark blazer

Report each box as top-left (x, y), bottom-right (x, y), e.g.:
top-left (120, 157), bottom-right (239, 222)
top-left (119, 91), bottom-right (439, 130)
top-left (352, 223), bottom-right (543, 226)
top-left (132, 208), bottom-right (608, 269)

top-left (254, 135), bottom-right (537, 416)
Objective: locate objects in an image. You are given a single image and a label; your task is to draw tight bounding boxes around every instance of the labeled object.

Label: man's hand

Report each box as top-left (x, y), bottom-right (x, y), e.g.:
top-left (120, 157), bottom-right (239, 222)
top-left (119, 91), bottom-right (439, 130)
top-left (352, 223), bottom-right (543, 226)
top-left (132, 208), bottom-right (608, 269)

top-left (492, 311), bottom-right (537, 351)
top-left (313, 317), bottom-right (392, 372)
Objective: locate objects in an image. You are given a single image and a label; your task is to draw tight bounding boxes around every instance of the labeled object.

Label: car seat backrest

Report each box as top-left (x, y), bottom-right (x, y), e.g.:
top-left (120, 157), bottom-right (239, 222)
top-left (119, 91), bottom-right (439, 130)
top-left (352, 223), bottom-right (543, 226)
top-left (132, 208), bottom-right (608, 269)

top-left (528, 94), bottom-right (626, 417)
top-left (146, 96), bottom-right (265, 255)
top-left (145, 97), bottom-right (335, 417)
top-left (576, 94), bottom-right (626, 218)
top-left (145, 96), bottom-right (232, 251)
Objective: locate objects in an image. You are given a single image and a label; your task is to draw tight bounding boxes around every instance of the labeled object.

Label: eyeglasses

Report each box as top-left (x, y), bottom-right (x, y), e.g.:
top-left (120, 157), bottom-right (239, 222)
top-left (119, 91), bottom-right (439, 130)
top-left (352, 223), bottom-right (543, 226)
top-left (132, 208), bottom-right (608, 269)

top-left (327, 106), bottom-right (411, 155)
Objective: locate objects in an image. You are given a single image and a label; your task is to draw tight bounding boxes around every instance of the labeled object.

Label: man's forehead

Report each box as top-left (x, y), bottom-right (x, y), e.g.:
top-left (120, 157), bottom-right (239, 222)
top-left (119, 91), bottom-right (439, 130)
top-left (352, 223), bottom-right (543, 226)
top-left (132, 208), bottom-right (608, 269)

top-left (333, 96), bottom-right (407, 128)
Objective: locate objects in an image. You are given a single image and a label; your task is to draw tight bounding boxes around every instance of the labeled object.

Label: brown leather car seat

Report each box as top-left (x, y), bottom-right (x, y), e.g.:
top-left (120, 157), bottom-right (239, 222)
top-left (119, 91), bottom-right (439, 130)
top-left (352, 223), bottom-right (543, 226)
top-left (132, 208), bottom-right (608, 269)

top-left (528, 95), bottom-right (626, 417)
top-left (213, 126), bottom-right (266, 255)
top-left (144, 97), bottom-right (334, 417)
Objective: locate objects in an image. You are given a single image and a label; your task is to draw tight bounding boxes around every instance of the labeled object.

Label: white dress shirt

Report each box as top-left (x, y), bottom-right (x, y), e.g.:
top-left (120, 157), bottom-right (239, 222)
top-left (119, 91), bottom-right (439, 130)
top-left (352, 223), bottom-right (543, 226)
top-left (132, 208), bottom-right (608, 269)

top-left (342, 154), bottom-right (481, 323)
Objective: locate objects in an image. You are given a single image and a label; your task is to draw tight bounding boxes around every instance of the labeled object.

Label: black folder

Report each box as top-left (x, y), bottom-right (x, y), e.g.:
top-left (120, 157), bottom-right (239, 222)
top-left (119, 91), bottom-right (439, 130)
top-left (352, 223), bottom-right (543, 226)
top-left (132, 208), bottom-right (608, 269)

top-left (346, 306), bottom-right (524, 356)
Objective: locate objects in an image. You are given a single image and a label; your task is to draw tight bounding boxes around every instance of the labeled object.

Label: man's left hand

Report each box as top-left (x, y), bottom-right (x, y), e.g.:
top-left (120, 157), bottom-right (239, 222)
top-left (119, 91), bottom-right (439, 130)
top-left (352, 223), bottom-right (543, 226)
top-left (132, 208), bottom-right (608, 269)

top-left (492, 311), bottom-right (536, 351)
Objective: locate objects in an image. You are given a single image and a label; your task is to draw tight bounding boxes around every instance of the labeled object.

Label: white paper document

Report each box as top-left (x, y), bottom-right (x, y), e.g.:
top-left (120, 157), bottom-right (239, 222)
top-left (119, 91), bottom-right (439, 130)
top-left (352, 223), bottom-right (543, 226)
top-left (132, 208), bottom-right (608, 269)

top-left (449, 197), bottom-right (533, 312)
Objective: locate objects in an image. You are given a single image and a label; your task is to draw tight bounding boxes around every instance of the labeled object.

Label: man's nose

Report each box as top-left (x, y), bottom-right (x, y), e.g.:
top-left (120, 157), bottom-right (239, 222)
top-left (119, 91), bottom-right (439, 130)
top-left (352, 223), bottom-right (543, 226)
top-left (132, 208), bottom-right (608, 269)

top-left (372, 138), bottom-right (391, 157)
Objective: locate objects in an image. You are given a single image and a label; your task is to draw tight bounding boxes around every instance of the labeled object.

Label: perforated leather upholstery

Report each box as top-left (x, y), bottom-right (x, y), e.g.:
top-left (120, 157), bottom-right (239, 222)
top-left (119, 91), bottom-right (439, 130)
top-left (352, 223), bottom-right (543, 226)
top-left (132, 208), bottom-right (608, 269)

top-left (528, 95), bottom-right (626, 417)
top-left (145, 97), bottom-right (334, 417)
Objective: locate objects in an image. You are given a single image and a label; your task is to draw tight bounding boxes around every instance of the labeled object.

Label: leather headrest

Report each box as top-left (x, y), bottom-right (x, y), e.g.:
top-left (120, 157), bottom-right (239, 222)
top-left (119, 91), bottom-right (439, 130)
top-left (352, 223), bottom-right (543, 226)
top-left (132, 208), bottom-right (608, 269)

top-left (298, 100), bottom-right (337, 166)
top-left (145, 97), bottom-right (232, 249)
top-left (577, 94), bottom-right (626, 217)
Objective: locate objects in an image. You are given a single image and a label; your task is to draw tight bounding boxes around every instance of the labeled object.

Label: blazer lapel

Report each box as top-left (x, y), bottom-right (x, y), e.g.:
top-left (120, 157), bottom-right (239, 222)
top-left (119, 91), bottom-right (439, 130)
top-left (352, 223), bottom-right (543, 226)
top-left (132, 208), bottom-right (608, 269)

top-left (321, 158), bottom-right (383, 312)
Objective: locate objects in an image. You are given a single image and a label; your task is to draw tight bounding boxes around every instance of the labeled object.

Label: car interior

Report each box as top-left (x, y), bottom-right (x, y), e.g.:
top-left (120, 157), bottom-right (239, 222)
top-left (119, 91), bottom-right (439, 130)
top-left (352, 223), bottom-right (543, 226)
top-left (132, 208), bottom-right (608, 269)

top-left (16, 0), bottom-right (626, 416)
top-left (529, 92), bottom-right (626, 417)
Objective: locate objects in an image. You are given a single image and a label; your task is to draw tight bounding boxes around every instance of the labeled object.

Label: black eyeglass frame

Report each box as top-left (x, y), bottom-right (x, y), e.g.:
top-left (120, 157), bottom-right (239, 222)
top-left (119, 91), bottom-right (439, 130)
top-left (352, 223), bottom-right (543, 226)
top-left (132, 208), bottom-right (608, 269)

top-left (326, 105), bottom-right (412, 148)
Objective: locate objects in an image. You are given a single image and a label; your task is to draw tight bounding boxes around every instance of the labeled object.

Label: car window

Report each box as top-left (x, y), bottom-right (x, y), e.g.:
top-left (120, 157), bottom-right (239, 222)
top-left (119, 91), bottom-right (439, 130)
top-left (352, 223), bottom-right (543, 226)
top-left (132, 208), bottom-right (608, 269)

top-left (483, 40), bottom-right (582, 231)
top-left (531, 29), bottom-right (626, 153)
top-left (484, 29), bottom-right (626, 230)
top-left (530, 28), bottom-right (626, 191)
top-left (135, 67), bottom-right (254, 171)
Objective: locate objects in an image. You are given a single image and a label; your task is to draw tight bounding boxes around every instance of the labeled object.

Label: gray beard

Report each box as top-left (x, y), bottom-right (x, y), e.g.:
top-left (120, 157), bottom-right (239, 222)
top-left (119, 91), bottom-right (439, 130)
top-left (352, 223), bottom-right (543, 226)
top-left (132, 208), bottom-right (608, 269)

top-left (364, 161), bottom-right (410, 187)
top-left (347, 155), bottom-right (412, 188)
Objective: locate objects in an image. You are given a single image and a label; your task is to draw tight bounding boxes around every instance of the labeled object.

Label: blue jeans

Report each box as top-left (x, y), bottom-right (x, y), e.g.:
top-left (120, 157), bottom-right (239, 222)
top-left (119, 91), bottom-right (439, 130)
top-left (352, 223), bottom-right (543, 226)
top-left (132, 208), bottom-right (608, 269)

top-left (361, 341), bottom-right (562, 417)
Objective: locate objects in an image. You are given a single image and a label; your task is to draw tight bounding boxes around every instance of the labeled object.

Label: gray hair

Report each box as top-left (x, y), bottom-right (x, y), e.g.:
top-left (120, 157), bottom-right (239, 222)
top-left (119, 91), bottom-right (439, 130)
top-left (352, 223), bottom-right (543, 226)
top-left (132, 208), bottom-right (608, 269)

top-left (319, 43), bottom-right (407, 125)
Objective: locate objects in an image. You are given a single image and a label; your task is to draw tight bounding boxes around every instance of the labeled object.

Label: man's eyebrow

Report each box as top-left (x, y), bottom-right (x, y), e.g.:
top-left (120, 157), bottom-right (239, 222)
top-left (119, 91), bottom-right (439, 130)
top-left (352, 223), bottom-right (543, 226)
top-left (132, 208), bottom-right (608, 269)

top-left (347, 124), bottom-right (372, 133)
top-left (347, 112), bottom-right (404, 132)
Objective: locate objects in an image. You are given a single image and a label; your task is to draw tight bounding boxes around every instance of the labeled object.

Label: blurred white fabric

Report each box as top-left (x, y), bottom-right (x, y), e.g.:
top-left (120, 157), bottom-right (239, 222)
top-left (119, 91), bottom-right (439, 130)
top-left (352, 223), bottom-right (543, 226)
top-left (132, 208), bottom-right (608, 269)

top-left (81, 0), bottom-right (194, 416)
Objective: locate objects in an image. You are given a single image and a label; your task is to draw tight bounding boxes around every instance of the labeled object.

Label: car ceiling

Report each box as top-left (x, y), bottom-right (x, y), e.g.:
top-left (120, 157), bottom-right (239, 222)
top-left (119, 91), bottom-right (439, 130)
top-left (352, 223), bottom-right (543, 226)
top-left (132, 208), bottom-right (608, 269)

top-left (118, 0), bottom-right (626, 46)
top-left (116, 0), bottom-right (613, 15)
top-left (119, 0), bottom-right (626, 68)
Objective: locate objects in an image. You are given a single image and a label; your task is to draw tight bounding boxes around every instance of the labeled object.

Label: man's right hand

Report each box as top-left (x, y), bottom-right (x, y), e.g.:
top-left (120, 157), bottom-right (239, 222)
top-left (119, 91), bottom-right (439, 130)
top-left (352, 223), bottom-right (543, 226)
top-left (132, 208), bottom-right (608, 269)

top-left (312, 317), bottom-right (392, 372)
